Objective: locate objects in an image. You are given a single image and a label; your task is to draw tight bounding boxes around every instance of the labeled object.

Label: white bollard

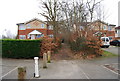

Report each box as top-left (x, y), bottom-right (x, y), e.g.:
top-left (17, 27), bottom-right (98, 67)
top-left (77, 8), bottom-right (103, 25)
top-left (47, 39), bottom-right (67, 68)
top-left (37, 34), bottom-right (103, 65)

top-left (34, 57), bottom-right (40, 78)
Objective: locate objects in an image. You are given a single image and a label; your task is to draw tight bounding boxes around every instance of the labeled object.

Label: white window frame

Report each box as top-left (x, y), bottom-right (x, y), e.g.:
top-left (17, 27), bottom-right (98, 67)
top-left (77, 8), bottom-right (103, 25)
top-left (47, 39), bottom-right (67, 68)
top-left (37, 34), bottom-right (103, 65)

top-left (108, 36), bottom-right (113, 40)
top-left (41, 24), bottom-right (45, 28)
top-left (48, 34), bottom-right (53, 38)
top-left (108, 26), bottom-right (112, 31)
top-left (19, 35), bottom-right (26, 39)
top-left (19, 25), bottom-right (26, 30)
top-left (80, 26), bottom-right (84, 30)
top-left (103, 26), bottom-right (107, 30)
top-left (26, 24), bottom-right (31, 28)
top-left (49, 25), bottom-right (53, 30)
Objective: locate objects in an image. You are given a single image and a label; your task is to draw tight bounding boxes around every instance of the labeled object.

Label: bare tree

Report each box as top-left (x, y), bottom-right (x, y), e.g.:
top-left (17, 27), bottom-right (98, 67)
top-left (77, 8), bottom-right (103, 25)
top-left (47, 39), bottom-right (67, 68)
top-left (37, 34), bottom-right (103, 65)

top-left (86, 0), bottom-right (103, 22)
top-left (39, 0), bottom-right (60, 42)
top-left (39, 0), bottom-right (104, 42)
top-left (2, 29), bottom-right (13, 39)
top-left (58, 0), bottom-right (89, 40)
top-left (94, 2), bottom-right (109, 40)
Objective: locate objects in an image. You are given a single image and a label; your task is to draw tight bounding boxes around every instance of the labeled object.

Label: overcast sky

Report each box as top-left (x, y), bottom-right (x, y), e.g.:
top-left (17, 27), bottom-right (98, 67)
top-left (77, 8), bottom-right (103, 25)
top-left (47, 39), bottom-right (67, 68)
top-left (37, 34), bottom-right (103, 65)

top-left (0, 0), bottom-right (120, 37)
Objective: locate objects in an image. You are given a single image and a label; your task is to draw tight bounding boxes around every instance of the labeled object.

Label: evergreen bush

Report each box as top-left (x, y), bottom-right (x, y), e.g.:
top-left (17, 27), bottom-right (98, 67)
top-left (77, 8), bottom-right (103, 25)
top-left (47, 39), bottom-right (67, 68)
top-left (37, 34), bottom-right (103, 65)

top-left (2, 39), bottom-right (42, 59)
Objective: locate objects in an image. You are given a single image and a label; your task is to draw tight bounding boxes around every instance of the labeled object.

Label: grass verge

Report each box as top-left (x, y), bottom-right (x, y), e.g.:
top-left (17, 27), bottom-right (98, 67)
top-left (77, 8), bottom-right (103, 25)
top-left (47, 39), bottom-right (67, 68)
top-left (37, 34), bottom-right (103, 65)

top-left (101, 50), bottom-right (118, 58)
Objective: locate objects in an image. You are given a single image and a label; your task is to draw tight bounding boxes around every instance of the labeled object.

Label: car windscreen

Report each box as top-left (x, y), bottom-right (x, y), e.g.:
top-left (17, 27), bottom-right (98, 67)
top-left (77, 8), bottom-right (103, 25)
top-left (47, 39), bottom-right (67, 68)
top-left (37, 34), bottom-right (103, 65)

top-left (101, 38), bottom-right (109, 42)
top-left (106, 38), bottom-right (109, 42)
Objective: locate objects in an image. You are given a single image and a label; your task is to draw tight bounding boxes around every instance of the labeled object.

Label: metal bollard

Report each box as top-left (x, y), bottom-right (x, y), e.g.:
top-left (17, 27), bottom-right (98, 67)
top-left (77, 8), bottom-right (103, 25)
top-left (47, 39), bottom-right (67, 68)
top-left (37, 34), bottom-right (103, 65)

top-left (43, 53), bottom-right (47, 68)
top-left (34, 57), bottom-right (40, 78)
top-left (18, 67), bottom-right (26, 80)
top-left (47, 51), bottom-right (51, 63)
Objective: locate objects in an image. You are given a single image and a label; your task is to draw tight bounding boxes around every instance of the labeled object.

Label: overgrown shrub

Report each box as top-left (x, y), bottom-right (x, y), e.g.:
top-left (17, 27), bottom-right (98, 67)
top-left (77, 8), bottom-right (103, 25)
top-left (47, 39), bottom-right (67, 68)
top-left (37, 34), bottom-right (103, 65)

top-left (2, 39), bottom-right (42, 59)
top-left (86, 36), bottom-right (103, 57)
top-left (40, 36), bottom-right (61, 56)
top-left (70, 37), bottom-right (87, 52)
top-left (69, 31), bottom-right (103, 59)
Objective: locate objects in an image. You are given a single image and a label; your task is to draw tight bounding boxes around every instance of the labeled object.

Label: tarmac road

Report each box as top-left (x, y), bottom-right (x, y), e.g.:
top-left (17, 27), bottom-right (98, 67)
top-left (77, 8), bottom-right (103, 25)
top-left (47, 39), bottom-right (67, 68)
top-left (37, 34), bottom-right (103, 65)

top-left (1, 57), bottom-right (119, 79)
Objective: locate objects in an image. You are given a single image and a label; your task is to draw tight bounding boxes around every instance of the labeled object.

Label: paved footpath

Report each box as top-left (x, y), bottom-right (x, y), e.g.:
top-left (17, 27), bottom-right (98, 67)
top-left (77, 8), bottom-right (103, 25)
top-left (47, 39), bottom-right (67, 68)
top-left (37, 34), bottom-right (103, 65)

top-left (1, 56), bottom-right (119, 79)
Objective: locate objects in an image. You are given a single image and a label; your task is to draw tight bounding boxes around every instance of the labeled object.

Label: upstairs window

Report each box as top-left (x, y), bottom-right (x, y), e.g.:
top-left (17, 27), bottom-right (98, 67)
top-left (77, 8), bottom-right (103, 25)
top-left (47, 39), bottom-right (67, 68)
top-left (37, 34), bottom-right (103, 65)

top-left (108, 26), bottom-right (112, 31)
top-left (41, 24), bottom-right (45, 28)
top-left (109, 36), bottom-right (113, 40)
top-left (48, 34), bottom-right (53, 38)
top-left (103, 26), bottom-right (107, 30)
top-left (79, 26), bottom-right (84, 30)
top-left (19, 24), bottom-right (26, 30)
top-left (49, 25), bottom-right (53, 30)
top-left (26, 24), bottom-right (31, 28)
top-left (19, 35), bottom-right (26, 39)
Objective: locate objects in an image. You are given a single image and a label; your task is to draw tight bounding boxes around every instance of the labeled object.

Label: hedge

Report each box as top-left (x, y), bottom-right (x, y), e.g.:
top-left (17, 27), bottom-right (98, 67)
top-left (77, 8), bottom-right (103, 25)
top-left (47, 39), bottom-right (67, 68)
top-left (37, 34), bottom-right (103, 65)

top-left (2, 39), bottom-right (42, 59)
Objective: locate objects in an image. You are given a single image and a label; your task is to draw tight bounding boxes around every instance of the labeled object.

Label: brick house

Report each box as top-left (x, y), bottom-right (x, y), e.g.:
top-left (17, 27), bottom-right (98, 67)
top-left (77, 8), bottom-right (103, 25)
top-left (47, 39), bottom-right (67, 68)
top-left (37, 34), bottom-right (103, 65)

top-left (73, 20), bottom-right (116, 40)
top-left (17, 18), bottom-right (53, 39)
top-left (115, 26), bottom-right (120, 39)
top-left (90, 20), bottom-right (116, 40)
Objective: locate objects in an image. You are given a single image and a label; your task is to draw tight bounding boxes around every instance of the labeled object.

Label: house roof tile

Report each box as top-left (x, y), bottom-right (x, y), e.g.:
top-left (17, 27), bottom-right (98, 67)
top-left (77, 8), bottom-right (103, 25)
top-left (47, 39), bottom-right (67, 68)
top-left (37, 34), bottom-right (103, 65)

top-left (16, 18), bottom-right (47, 25)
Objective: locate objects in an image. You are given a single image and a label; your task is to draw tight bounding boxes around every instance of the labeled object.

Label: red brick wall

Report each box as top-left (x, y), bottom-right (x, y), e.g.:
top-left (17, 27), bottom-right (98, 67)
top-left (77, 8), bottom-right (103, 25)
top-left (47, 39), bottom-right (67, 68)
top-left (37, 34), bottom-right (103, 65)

top-left (47, 30), bottom-right (53, 35)
top-left (18, 29), bottom-right (53, 39)
top-left (93, 30), bottom-right (115, 39)
top-left (18, 30), bottom-right (26, 35)
top-left (106, 31), bottom-right (115, 37)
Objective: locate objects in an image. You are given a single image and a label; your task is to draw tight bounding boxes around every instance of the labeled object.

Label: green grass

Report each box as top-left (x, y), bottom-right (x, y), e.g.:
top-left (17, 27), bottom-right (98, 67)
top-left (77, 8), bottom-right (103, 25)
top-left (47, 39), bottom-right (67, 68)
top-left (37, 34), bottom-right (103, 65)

top-left (101, 50), bottom-right (118, 58)
top-left (88, 50), bottom-right (118, 60)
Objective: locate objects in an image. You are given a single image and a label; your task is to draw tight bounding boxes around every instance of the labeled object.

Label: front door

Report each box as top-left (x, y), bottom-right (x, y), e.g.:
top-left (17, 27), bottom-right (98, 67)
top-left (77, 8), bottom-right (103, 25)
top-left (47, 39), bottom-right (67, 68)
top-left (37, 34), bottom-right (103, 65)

top-left (31, 35), bottom-right (35, 39)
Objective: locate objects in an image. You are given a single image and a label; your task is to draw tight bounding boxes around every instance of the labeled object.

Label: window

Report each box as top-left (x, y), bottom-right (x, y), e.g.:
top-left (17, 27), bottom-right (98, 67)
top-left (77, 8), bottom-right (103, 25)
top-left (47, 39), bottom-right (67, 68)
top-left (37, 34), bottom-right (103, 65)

top-left (36, 34), bottom-right (44, 38)
top-left (26, 24), bottom-right (31, 28)
top-left (41, 24), bottom-right (45, 28)
top-left (41, 34), bottom-right (44, 37)
top-left (19, 25), bottom-right (26, 30)
top-left (103, 26), bottom-right (107, 30)
top-left (49, 25), bottom-right (53, 30)
top-left (106, 38), bottom-right (109, 42)
top-left (109, 36), bottom-right (113, 40)
top-left (49, 34), bottom-right (53, 38)
top-left (108, 26), bottom-right (112, 31)
top-left (19, 35), bottom-right (26, 39)
top-left (36, 35), bottom-right (41, 38)
top-left (79, 26), bottom-right (84, 30)
top-left (115, 30), bottom-right (118, 34)
top-left (27, 34), bottom-right (30, 39)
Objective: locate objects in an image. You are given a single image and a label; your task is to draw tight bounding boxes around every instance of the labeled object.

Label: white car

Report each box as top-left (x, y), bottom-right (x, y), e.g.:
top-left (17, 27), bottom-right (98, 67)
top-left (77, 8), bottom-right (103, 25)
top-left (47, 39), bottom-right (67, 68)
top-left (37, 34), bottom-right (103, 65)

top-left (101, 37), bottom-right (110, 48)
